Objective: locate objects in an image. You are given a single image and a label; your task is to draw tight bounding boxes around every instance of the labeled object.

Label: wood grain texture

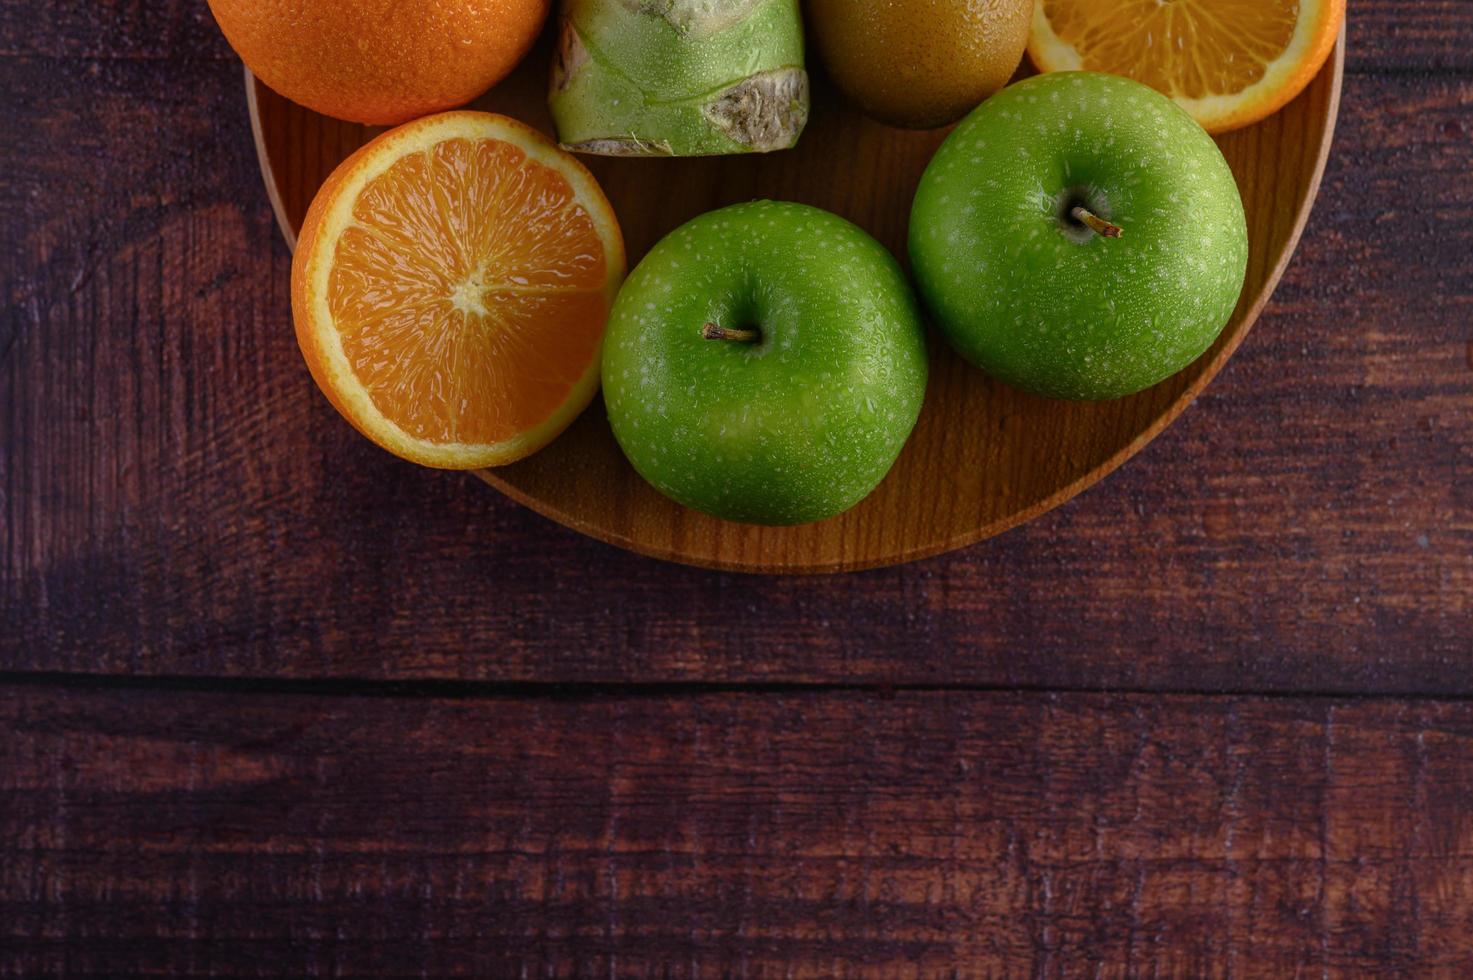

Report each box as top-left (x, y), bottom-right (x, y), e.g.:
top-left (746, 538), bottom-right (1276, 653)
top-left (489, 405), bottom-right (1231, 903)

top-left (2, 8), bottom-right (1470, 973)
top-left (249, 35), bottom-right (1343, 572)
top-left (6, 683), bottom-right (1473, 975)
top-left (3, 4), bottom-right (1471, 685)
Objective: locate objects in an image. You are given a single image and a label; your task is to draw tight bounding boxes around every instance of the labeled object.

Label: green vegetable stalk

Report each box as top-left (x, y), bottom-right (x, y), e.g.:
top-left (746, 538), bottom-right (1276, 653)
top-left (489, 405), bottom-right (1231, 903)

top-left (549, 0), bottom-right (808, 157)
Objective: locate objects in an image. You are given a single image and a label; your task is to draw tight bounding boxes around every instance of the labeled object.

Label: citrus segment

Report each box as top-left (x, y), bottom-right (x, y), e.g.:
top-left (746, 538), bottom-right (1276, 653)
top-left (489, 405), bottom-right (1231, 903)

top-left (292, 111), bottom-right (625, 469)
top-left (1029, 0), bottom-right (1343, 133)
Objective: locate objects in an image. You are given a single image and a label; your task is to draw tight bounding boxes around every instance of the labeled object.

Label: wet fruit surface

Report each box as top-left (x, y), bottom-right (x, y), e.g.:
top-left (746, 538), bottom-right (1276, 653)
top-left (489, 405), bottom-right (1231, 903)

top-left (206, 0), bottom-right (549, 125)
top-left (293, 112), bottom-right (625, 468)
top-left (910, 72), bottom-right (1248, 400)
top-left (1030, 0), bottom-right (1345, 133)
top-left (807, 0), bottom-right (1031, 129)
top-left (602, 201), bottom-right (928, 525)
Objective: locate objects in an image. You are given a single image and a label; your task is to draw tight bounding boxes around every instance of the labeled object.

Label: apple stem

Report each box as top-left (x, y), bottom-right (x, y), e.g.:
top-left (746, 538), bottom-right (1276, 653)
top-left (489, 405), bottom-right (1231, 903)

top-left (1071, 206), bottom-right (1123, 239)
top-left (701, 323), bottom-right (760, 343)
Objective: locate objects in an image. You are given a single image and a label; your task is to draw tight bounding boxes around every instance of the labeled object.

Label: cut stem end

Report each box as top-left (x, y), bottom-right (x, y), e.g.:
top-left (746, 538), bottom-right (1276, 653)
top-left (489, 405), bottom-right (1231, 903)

top-left (701, 323), bottom-right (760, 343)
top-left (1070, 206), bottom-right (1123, 239)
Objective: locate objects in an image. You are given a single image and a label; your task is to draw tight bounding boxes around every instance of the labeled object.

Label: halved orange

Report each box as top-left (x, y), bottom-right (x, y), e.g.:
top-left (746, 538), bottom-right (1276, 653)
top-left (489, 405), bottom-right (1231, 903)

top-left (1029, 0), bottom-right (1344, 134)
top-left (291, 111), bottom-right (625, 469)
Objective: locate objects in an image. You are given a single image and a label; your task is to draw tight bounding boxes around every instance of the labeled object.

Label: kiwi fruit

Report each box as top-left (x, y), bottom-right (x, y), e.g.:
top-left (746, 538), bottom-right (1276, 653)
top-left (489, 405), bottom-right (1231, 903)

top-left (806, 0), bottom-right (1032, 129)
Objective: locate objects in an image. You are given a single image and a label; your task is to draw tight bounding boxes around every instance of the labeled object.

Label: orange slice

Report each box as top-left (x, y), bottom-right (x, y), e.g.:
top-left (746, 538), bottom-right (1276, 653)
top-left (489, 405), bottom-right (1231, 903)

top-left (291, 111), bottom-right (625, 469)
top-left (1029, 0), bottom-right (1344, 134)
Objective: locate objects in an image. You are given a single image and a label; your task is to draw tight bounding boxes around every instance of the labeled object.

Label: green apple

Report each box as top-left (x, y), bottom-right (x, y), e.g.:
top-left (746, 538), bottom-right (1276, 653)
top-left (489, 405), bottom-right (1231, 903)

top-left (602, 201), bottom-right (928, 526)
top-left (909, 71), bottom-right (1249, 400)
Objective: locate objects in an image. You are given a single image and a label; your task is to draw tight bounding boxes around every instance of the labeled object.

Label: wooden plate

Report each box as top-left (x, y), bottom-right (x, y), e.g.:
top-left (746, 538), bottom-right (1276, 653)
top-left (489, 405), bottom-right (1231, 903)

top-left (248, 31), bottom-right (1343, 574)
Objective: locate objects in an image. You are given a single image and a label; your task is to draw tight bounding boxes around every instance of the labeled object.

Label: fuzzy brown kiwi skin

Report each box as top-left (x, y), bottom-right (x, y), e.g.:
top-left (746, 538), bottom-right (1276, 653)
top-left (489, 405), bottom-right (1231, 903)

top-left (806, 0), bottom-right (1031, 130)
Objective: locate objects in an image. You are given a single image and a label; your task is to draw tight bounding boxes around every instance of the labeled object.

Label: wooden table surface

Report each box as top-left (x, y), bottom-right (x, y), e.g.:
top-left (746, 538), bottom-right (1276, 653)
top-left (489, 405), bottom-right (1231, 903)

top-left (2, 0), bottom-right (1470, 974)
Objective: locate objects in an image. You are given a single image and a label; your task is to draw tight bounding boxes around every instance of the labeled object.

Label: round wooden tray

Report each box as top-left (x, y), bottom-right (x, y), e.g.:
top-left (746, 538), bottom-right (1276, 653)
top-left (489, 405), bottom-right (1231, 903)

top-left (248, 32), bottom-right (1343, 574)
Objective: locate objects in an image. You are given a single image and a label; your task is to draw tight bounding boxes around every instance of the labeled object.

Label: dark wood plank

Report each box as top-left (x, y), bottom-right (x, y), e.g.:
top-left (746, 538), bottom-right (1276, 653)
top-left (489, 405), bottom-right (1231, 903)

top-left (1347, 2), bottom-right (1473, 73)
top-left (4, 683), bottom-right (1473, 975)
top-left (0, 0), bottom-right (218, 60)
top-left (2, 31), bottom-right (1470, 687)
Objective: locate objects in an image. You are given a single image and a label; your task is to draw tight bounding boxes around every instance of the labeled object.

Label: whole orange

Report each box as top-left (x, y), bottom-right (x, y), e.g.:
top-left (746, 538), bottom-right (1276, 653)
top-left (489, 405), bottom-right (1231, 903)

top-left (207, 0), bottom-right (549, 126)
